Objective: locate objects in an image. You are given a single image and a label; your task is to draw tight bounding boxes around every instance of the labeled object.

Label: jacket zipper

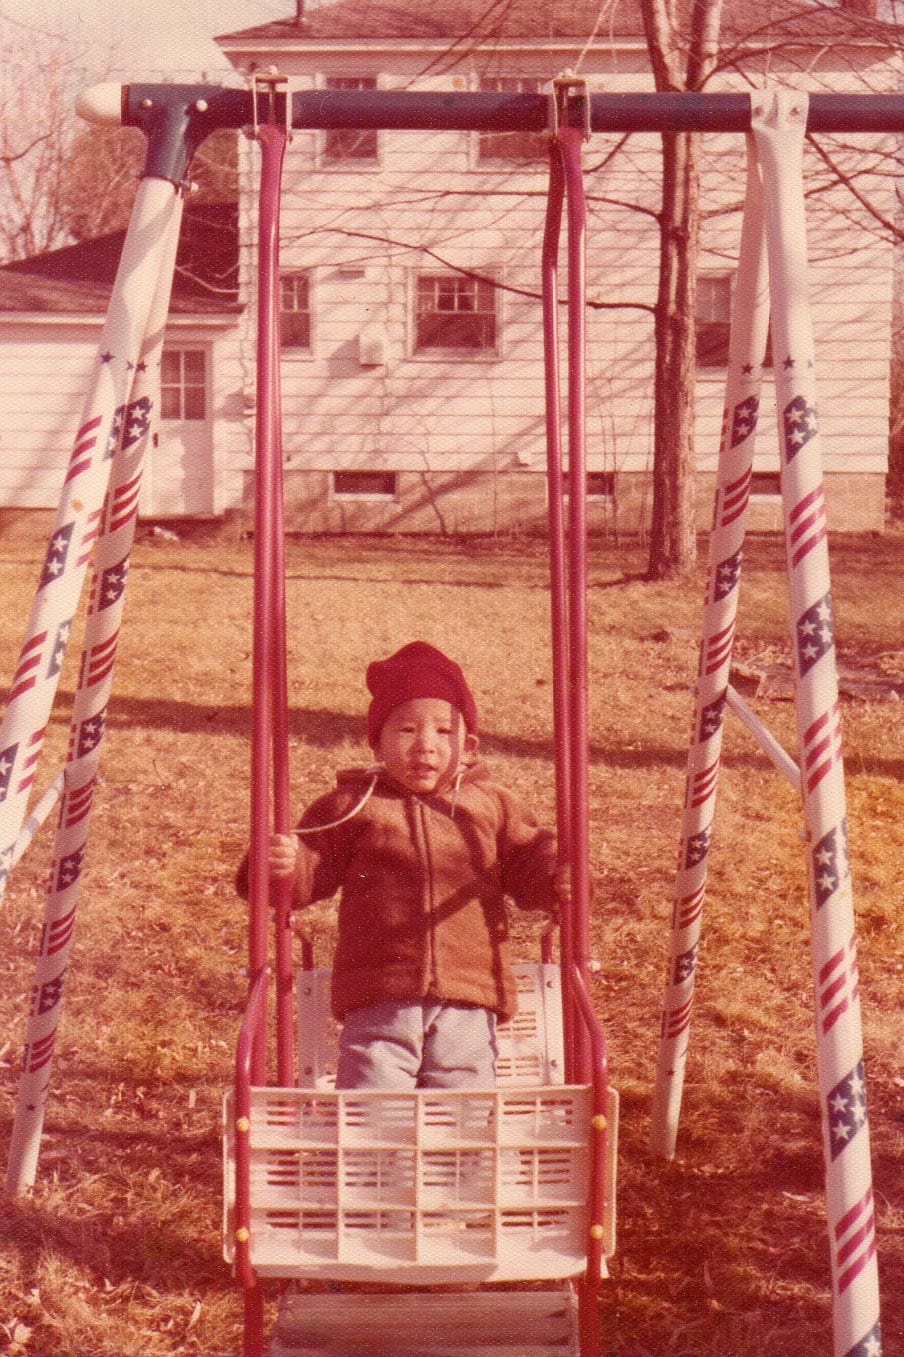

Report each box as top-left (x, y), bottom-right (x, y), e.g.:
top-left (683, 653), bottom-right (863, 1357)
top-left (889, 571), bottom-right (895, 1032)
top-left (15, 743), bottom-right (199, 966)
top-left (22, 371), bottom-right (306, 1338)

top-left (415, 798), bottom-right (439, 994)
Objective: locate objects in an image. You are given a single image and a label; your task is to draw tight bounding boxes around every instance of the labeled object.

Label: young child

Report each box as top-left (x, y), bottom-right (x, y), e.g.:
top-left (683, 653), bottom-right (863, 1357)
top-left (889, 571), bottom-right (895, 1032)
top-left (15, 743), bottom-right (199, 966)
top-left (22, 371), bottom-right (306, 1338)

top-left (250, 640), bottom-right (564, 1090)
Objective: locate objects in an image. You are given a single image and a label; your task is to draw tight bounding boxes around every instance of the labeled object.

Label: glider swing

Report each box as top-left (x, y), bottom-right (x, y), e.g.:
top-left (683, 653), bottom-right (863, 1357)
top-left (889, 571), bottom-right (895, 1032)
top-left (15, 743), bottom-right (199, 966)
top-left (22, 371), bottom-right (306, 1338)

top-left (227, 71), bottom-right (617, 1357)
top-left (0, 73), bottom-right (893, 1357)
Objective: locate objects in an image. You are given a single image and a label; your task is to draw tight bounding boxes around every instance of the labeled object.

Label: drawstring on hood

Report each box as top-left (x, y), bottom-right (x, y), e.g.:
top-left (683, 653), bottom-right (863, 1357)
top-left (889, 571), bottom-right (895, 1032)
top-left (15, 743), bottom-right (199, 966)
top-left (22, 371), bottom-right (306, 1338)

top-left (291, 766), bottom-right (382, 835)
top-left (293, 754), bottom-right (475, 834)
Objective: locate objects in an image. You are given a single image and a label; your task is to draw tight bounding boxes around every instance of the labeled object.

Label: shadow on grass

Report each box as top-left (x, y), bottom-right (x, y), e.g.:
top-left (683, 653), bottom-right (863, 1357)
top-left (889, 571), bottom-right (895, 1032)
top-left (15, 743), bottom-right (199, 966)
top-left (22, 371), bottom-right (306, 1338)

top-left (42, 691), bottom-right (904, 782)
top-left (1, 1120), bottom-right (227, 1291)
top-left (598, 1079), bottom-right (904, 1355)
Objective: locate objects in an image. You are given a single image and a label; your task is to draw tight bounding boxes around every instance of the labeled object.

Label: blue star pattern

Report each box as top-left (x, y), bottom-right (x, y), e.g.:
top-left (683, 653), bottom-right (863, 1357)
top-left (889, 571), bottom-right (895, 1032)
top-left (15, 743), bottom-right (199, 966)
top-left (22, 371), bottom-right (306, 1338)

top-left (812, 821), bottom-right (849, 910)
top-left (712, 548), bottom-right (743, 603)
top-left (783, 395), bottom-right (819, 461)
top-left (685, 825), bottom-right (712, 869)
top-left (55, 844), bottom-right (86, 893)
top-left (35, 971), bottom-right (67, 1016)
top-left (75, 711), bottom-right (106, 759)
top-left (98, 555), bottom-right (130, 611)
top-left (40, 524), bottom-right (74, 590)
top-left (730, 394), bottom-right (759, 448)
top-left (122, 396), bottom-right (152, 451)
top-left (46, 619), bottom-right (73, 680)
top-left (674, 944), bottom-right (698, 985)
top-left (796, 592), bottom-right (834, 678)
top-left (844, 1321), bottom-right (882, 1357)
top-left (698, 693), bottom-right (726, 742)
top-left (0, 743), bottom-right (18, 802)
top-left (827, 1059), bottom-right (868, 1162)
top-left (107, 397), bottom-right (153, 457)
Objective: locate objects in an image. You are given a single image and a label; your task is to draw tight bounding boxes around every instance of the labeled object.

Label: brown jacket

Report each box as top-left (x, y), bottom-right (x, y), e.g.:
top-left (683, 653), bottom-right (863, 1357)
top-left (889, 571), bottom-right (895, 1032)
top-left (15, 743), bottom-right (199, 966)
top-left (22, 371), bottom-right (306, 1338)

top-left (282, 762), bottom-right (558, 1022)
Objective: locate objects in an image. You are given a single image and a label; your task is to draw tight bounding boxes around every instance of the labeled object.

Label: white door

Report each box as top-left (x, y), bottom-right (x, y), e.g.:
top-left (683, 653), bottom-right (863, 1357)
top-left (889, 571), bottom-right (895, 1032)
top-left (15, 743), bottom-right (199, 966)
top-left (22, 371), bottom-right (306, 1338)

top-left (148, 346), bottom-right (214, 515)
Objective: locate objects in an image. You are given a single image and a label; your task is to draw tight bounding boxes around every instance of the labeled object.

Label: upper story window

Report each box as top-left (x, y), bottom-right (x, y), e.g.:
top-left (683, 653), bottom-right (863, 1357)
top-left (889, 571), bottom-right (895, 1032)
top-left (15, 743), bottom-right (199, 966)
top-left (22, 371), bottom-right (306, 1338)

top-left (280, 270), bottom-right (311, 350)
top-left (478, 77), bottom-right (546, 165)
top-left (323, 76), bottom-right (379, 164)
top-left (414, 273), bottom-right (498, 355)
top-left (696, 273), bottom-right (732, 368)
top-left (696, 272), bottom-right (773, 370)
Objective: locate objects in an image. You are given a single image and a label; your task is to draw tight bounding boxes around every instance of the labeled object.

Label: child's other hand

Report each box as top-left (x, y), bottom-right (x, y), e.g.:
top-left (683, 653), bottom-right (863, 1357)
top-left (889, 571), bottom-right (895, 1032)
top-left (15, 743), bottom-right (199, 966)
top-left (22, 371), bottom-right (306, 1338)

top-left (552, 861), bottom-right (571, 904)
top-left (269, 832), bottom-right (298, 879)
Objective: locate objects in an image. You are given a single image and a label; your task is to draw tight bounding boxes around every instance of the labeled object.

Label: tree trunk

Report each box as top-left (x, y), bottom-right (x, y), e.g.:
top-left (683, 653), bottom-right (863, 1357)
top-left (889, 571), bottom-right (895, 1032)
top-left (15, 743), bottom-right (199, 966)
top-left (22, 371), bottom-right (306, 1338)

top-left (648, 129), bottom-right (701, 579)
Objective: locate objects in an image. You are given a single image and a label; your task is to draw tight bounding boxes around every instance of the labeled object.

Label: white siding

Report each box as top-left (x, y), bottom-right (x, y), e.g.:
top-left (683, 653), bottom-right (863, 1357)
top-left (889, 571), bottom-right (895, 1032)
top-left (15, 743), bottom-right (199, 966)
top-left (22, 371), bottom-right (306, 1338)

top-left (220, 46), bottom-right (894, 526)
top-left (0, 326), bottom-right (100, 507)
top-left (2, 33), bottom-right (895, 525)
top-left (0, 318), bottom-right (243, 514)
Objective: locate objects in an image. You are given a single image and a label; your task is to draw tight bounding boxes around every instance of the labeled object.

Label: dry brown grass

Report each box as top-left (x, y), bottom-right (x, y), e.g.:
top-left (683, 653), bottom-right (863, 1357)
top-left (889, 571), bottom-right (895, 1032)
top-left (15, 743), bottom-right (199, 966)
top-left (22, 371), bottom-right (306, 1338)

top-left (1, 520), bottom-right (902, 1356)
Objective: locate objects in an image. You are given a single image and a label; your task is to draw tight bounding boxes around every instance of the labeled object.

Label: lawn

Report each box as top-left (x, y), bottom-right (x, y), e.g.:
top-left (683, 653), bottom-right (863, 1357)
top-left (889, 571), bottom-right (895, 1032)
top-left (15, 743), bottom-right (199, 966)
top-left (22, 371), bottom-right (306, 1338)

top-left (0, 521), bottom-right (902, 1356)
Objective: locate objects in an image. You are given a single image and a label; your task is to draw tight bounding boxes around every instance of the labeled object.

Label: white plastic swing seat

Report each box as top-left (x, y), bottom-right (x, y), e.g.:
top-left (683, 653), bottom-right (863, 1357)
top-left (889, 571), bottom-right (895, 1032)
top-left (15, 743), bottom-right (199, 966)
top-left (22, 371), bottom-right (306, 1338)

top-left (223, 964), bottom-right (617, 1284)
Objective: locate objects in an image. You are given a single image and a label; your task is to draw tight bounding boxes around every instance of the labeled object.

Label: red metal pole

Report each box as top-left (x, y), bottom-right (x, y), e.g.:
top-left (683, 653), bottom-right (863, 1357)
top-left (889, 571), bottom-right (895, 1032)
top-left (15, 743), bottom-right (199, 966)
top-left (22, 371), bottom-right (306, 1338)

top-left (234, 970), bottom-right (269, 1355)
top-left (249, 122), bottom-right (289, 1084)
top-left (559, 124), bottom-right (593, 1085)
top-left (542, 142), bottom-right (576, 1081)
top-left (265, 127), bottom-right (295, 1088)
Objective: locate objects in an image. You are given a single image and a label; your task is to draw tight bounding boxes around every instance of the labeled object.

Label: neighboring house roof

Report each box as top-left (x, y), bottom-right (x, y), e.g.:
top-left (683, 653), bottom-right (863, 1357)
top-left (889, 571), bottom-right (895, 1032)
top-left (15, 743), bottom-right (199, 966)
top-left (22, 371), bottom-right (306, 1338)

top-left (217, 0), bottom-right (887, 46)
top-left (0, 202), bottom-right (241, 316)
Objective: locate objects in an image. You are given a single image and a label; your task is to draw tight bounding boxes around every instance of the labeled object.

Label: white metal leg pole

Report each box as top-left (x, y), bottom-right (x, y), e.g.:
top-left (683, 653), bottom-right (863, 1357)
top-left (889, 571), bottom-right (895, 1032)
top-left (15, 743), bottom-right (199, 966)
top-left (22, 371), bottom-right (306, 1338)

top-left (649, 137), bottom-right (771, 1157)
top-left (5, 180), bottom-right (184, 1194)
top-left (0, 176), bottom-right (182, 907)
top-left (754, 89), bottom-right (880, 1357)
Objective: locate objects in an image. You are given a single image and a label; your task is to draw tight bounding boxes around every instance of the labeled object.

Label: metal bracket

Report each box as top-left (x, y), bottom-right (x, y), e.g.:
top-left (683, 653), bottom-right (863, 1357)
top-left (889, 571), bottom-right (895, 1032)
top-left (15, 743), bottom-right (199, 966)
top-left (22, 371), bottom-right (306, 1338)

top-left (548, 70), bottom-right (592, 141)
top-left (251, 66), bottom-right (292, 142)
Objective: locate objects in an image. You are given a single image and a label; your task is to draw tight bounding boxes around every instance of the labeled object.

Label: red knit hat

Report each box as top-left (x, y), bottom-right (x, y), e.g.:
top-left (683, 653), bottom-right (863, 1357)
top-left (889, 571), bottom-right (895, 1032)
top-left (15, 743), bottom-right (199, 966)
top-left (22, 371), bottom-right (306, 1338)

top-left (366, 641), bottom-right (478, 748)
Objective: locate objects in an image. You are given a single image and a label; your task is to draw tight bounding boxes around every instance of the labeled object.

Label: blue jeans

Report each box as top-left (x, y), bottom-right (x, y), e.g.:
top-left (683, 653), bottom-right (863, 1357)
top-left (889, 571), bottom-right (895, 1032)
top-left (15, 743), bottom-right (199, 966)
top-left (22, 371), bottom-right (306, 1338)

top-left (336, 999), bottom-right (498, 1089)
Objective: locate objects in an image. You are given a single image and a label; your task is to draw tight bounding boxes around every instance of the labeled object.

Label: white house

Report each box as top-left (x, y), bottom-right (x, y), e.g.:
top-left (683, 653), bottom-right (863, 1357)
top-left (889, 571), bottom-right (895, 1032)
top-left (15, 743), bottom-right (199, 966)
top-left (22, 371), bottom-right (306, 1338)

top-left (0, 0), bottom-right (896, 532)
top-left (211, 0), bottom-right (897, 534)
top-left (0, 204), bottom-right (242, 519)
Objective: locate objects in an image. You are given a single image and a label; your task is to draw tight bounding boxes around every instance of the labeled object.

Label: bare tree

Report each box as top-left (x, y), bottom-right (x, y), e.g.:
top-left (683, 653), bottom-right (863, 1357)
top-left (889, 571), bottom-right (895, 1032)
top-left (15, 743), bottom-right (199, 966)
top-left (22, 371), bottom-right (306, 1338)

top-left (61, 125), bottom-right (238, 242)
top-left (0, 22), bottom-right (82, 260)
top-left (639, 0), bottom-right (724, 576)
top-left (3, 0), bottom-right (901, 561)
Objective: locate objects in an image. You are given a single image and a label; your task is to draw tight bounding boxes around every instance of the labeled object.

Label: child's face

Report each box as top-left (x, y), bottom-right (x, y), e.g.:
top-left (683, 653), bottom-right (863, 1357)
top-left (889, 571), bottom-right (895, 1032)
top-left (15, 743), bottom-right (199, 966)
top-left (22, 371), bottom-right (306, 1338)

top-left (377, 697), bottom-right (477, 794)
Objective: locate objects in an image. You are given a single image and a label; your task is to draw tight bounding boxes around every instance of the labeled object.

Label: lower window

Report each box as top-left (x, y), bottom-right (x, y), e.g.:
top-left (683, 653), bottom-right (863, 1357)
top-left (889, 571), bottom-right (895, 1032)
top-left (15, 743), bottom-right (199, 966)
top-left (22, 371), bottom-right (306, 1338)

top-left (562, 471), bottom-right (615, 500)
top-left (332, 470), bottom-right (398, 499)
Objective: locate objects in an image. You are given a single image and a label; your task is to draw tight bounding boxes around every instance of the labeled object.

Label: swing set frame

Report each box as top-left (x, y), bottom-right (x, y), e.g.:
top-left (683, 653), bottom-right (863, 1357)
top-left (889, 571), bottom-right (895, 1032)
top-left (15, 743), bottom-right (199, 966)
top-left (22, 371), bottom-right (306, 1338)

top-left (2, 74), bottom-right (902, 1356)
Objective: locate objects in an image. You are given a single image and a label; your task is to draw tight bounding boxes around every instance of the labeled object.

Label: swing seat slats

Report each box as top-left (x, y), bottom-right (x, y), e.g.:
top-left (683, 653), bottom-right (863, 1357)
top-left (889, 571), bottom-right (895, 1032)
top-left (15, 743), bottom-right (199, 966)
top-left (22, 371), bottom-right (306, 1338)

top-left (223, 963), bottom-right (617, 1285)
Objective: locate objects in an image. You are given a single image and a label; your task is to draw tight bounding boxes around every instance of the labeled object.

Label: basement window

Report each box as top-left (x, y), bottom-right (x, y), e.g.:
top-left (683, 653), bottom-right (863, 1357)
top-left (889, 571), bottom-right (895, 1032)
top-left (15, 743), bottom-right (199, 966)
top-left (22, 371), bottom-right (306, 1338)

top-left (561, 471), bottom-right (615, 500)
top-left (750, 472), bottom-right (781, 497)
top-left (332, 471), bottom-right (398, 499)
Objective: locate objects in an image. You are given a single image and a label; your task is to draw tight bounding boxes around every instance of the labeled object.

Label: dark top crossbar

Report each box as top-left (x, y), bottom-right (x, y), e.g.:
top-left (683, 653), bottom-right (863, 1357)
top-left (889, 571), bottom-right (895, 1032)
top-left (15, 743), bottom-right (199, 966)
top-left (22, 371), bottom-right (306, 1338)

top-left (105, 84), bottom-right (904, 184)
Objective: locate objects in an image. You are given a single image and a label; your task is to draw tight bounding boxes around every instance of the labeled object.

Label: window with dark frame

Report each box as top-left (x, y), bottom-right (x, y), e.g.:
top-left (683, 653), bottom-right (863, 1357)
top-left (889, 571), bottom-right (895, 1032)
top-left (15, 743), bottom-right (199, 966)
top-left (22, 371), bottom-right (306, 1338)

top-left (750, 471), bottom-right (781, 496)
top-left (323, 76), bottom-right (379, 163)
top-left (561, 470), bottom-right (616, 500)
top-left (280, 271), bottom-right (311, 350)
top-left (696, 273), bottom-right (774, 369)
top-left (478, 76), bottom-right (546, 164)
top-left (695, 274), bottom-right (732, 368)
top-left (414, 273), bottom-right (497, 353)
top-left (160, 349), bottom-right (205, 421)
top-left (332, 470), bottom-right (398, 498)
